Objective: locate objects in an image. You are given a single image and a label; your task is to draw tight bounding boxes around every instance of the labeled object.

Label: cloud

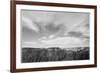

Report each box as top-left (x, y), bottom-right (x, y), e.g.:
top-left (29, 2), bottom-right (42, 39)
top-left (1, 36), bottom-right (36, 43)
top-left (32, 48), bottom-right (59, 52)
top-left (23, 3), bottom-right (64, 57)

top-left (22, 16), bottom-right (39, 32)
top-left (22, 37), bottom-right (89, 48)
top-left (39, 34), bottom-right (56, 40)
top-left (40, 37), bottom-right (86, 44)
top-left (24, 41), bottom-right (38, 44)
top-left (63, 13), bottom-right (89, 35)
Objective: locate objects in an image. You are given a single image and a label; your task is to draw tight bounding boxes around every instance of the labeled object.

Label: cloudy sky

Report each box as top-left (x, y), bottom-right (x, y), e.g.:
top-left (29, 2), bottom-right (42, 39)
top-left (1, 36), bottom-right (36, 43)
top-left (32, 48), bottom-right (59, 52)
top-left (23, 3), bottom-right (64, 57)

top-left (21, 10), bottom-right (90, 48)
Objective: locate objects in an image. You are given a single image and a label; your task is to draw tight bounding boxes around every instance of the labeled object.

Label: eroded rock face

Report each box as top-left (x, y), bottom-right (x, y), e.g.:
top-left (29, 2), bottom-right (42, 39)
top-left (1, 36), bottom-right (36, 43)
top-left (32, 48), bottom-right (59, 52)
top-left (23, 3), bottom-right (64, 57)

top-left (22, 47), bottom-right (89, 63)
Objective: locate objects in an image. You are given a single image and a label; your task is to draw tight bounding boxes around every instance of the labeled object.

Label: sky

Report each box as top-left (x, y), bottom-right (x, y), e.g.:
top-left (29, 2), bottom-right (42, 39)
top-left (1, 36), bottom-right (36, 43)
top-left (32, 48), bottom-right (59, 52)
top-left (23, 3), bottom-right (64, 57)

top-left (21, 9), bottom-right (90, 48)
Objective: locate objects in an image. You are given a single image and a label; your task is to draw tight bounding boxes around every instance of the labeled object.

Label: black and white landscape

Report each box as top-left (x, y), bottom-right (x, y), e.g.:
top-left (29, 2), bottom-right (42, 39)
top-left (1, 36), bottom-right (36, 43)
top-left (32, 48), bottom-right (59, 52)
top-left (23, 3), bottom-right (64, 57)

top-left (21, 10), bottom-right (90, 63)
